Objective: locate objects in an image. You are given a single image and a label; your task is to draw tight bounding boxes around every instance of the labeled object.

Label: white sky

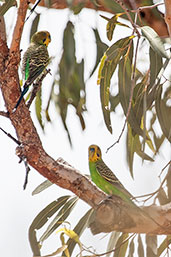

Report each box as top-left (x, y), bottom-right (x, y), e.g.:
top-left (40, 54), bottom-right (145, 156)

top-left (0, 3), bottom-right (170, 257)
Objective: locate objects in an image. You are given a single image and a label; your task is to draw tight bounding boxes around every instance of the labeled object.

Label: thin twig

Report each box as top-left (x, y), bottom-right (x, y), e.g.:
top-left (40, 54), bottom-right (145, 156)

top-left (133, 161), bottom-right (171, 203)
top-left (131, 3), bottom-right (164, 12)
top-left (0, 126), bottom-right (31, 190)
top-left (115, 0), bottom-right (140, 37)
top-left (22, 157), bottom-right (31, 190)
top-left (0, 127), bottom-right (21, 145)
top-left (0, 111), bottom-right (9, 118)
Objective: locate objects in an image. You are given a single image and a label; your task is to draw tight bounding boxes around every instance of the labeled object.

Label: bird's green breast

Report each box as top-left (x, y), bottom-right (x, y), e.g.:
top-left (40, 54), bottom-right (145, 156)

top-left (89, 161), bottom-right (132, 203)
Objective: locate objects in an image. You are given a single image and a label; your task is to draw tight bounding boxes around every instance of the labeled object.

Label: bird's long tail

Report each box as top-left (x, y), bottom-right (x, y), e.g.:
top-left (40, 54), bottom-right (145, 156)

top-left (13, 85), bottom-right (29, 112)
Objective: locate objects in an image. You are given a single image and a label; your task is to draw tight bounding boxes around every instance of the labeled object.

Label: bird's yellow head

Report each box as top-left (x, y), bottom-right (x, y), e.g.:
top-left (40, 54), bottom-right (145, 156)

top-left (31, 31), bottom-right (51, 47)
top-left (88, 144), bottom-right (102, 162)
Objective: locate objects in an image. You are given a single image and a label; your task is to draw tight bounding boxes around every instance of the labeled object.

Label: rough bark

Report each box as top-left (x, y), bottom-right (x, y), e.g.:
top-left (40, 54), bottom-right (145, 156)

top-left (0, 0), bottom-right (171, 236)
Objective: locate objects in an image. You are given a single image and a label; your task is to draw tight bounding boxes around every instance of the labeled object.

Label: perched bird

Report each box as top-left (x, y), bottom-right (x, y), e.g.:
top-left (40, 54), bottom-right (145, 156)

top-left (88, 144), bottom-right (133, 204)
top-left (13, 30), bottom-right (51, 111)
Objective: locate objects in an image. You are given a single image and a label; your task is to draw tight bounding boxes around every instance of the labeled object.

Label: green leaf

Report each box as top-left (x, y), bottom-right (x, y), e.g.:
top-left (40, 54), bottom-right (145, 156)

top-left (70, 2), bottom-right (85, 14)
top-left (35, 89), bottom-right (44, 130)
top-left (134, 134), bottom-right (154, 162)
top-left (126, 124), bottom-right (135, 177)
top-left (32, 179), bottom-right (53, 195)
top-left (110, 93), bottom-right (120, 112)
top-left (155, 86), bottom-right (171, 142)
top-left (149, 47), bottom-right (163, 89)
top-left (128, 238), bottom-right (134, 257)
top-left (141, 26), bottom-right (170, 59)
top-left (126, 124), bottom-right (154, 176)
top-left (166, 168), bottom-right (171, 201)
top-left (114, 233), bottom-right (129, 257)
top-left (157, 235), bottom-right (171, 257)
top-left (138, 235), bottom-right (144, 257)
top-left (119, 53), bottom-right (144, 137)
top-left (101, 13), bottom-right (123, 41)
top-left (29, 195), bottom-right (71, 256)
top-left (30, 14), bottom-right (40, 41)
top-left (64, 209), bottom-right (93, 256)
top-left (106, 232), bottom-right (121, 257)
top-left (99, 36), bottom-right (134, 133)
top-left (39, 196), bottom-right (78, 243)
top-left (56, 21), bottom-right (86, 143)
top-left (0, 0), bottom-right (15, 16)
top-left (146, 235), bottom-right (157, 257)
top-left (90, 28), bottom-right (108, 77)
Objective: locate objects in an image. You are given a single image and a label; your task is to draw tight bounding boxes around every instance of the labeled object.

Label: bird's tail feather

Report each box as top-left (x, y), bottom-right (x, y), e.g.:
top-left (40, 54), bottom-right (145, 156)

top-left (13, 85), bottom-right (29, 112)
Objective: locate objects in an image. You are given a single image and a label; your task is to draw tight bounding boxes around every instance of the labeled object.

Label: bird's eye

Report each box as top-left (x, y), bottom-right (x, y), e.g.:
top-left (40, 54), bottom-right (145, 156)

top-left (43, 38), bottom-right (46, 43)
top-left (97, 153), bottom-right (100, 157)
top-left (90, 148), bottom-right (95, 152)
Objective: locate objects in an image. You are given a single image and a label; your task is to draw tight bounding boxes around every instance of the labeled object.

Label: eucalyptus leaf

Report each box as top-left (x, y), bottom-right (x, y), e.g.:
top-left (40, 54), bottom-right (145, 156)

top-left (39, 196), bottom-right (78, 243)
top-left (29, 195), bottom-right (71, 256)
top-left (113, 233), bottom-right (129, 257)
top-left (32, 179), bottom-right (53, 195)
top-left (141, 26), bottom-right (170, 59)
top-left (138, 235), bottom-right (144, 257)
top-left (145, 235), bottom-right (157, 257)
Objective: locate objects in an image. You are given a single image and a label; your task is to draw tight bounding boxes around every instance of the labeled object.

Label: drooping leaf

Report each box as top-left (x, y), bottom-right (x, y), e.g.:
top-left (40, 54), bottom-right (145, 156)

top-left (99, 36), bottom-right (134, 133)
top-left (29, 195), bottom-right (71, 256)
top-left (101, 13), bottom-right (128, 41)
top-left (110, 93), bottom-right (120, 112)
top-left (141, 26), bottom-right (170, 59)
top-left (70, 1), bottom-right (85, 14)
top-left (119, 47), bottom-right (147, 138)
top-left (60, 232), bottom-right (70, 257)
top-left (65, 209), bottom-right (93, 256)
top-left (145, 235), bottom-right (157, 257)
top-left (35, 89), bottom-right (44, 130)
top-left (106, 231), bottom-right (120, 257)
top-left (149, 47), bottom-right (163, 89)
top-left (166, 166), bottom-right (171, 201)
top-left (126, 124), bottom-right (154, 176)
top-left (128, 238), bottom-right (134, 257)
top-left (32, 179), bottom-right (53, 195)
top-left (39, 196), bottom-right (78, 243)
top-left (113, 233), bottom-right (129, 257)
top-left (138, 235), bottom-right (144, 257)
top-left (0, 0), bottom-right (15, 16)
top-left (155, 86), bottom-right (171, 142)
top-left (56, 21), bottom-right (86, 144)
top-left (157, 188), bottom-right (169, 205)
top-left (157, 235), bottom-right (171, 257)
top-left (126, 124), bottom-right (135, 177)
top-left (30, 13), bottom-right (40, 41)
top-left (90, 28), bottom-right (108, 77)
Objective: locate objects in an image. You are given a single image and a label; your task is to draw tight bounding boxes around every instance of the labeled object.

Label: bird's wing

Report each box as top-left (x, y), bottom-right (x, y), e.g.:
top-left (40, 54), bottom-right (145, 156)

top-left (96, 160), bottom-right (132, 198)
top-left (23, 45), bottom-right (49, 86)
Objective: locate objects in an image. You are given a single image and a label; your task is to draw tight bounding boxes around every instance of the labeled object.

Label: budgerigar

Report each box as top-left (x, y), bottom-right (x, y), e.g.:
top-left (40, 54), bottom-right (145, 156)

top-left (88, 144), bottom-right (134, 204)
top-left (13, 30), bottom-right (51, 111)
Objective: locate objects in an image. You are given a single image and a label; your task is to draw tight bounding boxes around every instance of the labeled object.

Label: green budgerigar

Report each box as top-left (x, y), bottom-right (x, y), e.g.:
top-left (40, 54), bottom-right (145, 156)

top-left (88, 144), bottom-right (134, 204)
top-left (13, 30), bottom-right (51, 111)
